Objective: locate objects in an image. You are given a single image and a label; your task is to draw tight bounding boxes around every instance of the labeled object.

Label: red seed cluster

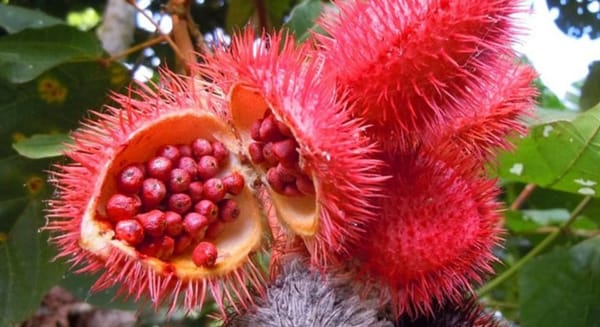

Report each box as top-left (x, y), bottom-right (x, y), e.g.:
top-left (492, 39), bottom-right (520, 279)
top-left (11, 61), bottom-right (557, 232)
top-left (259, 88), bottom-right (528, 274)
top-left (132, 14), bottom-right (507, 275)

top-left (106, 138), bottom-right (245, 267)
top-left (248, 111), bottom-right (315, 196)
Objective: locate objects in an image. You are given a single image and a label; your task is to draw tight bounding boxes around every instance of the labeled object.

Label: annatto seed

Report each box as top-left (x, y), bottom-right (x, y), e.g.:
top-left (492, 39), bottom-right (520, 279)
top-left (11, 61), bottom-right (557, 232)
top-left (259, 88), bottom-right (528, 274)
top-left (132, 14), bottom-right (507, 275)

top-left (295, 174), bottom-right (315, 195)
top-left (177, 156), bottom-right (198, 179)
top-left (282, 184), bottom-right (303, 197)
top-left (272, 139), bottom-right (299, 164)
top-left (168, 193), bottom-right (192, 214)
top-left (188, 181), bottom-right (204, 202)
top-left (168, 168), bottom-right (192, 193)
top-left (117, 164), bottom-right (145, 194)
top-left (275, 163), bottom-right (297, 183)
top-left (136, 209), bottom-right (166, 237)
top-left (266, 168), bottom-right (285, 193)
top-left (197, 155), bottom-right (220, 180)
top-left (164, 211), bottom-right (183, 237)
top-left (251, 119), bottom-right (262, 141)
top-left (106, 194), bottom-right (140, 222)
top-left (248, 142), bottom-right (265, 164)
top-left (259, 115), bottom-right (283, 141)
top-left (262, 142), bottom-right (278, 165)
top-left (218, 199), bottom-right (240, 222)
top-left (276, 120), bottom-right (293, 137)
top-left (183, 212), bottom-right (209, 239)
top-left (174, 234), bottom-right (193, 254)
top-left (192, 138), bottom-right (213, 158)
top-left (155, 236), bottom-right (175, 260)
top-left (203, 178), bottom-right (227, 202)
top-left (114, 219), bottom-right (145, 245)
top-left (140, 178), bottom-right (167, 208)
top-left (157, 144), bottom-right (181, 162)
top-left (138, 238), bottom-right (160, 257)
top-left (178, 144), bottom-right (193, 157)
top-left (192, 241), bottom-right (218, 267)
top-left (223, 172), bottom-right (244, 195)
top-left (146, 156), bottom-right (173, 181)
top-left (194, 199), bottom-right (219, 223)
top-left (212, 141), bottom-right (229, 164)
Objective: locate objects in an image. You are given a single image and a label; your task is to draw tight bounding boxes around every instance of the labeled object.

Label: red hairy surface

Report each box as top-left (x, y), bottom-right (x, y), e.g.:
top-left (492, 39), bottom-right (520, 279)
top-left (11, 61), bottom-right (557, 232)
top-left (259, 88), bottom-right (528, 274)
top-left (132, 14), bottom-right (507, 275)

top-left (319, 0), bottom-right (529, 151)
top-left (354, 149), bottom-right (502, 318)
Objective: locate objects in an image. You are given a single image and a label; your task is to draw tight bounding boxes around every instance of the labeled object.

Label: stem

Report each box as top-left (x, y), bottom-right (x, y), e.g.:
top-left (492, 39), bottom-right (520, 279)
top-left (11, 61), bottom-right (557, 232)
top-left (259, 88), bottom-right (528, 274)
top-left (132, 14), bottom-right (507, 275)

top-left (106, 35), bottom-right (167, 62)
top-left (167, 0), bottom-right (198, 72)
top-left (128, 0), bottom-right (187, 65)
top-left (253, 0), bottom-right (269, 32)
top-left (477, 195), bottom-right (592, 297)
top-left (510, 183), bottom-right (536, 211)
top-left (171, 14), bottom-right (195, 71)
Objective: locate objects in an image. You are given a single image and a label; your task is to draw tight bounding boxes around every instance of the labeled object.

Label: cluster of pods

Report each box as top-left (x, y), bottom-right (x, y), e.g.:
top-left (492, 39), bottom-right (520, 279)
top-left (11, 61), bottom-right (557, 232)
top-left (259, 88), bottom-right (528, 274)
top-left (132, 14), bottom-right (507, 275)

top-left (46, 0), bottom-right (536, 323)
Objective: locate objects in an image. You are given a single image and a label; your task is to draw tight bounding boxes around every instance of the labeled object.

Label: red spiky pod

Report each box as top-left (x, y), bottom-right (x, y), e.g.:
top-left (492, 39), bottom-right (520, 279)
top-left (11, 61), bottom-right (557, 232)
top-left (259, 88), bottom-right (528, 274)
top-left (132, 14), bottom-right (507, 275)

top-left (317, 0), bottom-right (529, 151)
top-left (353, 148), bottom-right (502, 318)
top-left (46, 71), bottom-right (267, 316)
top-left (433, 63), bottom-right (537, 163)
top-left (198, 30), bottom-right (387, 267)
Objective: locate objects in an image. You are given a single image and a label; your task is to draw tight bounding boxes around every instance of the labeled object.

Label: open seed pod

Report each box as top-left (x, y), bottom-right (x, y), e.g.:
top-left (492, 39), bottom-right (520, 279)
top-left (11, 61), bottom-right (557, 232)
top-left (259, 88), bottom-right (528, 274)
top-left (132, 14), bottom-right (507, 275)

top-left (199, 31), bottom-right (387, 267)
top-left (47, 31), bottom-right (386, 314)
top-left (47, 72), bottom-right (266, 314)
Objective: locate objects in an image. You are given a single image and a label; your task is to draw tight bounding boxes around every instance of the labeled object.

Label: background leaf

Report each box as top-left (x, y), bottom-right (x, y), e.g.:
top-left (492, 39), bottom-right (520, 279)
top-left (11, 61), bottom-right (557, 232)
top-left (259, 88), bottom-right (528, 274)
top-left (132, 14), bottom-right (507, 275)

top-left (580, 61), bottom-right (600, 111)
top-left (0, 61), bottom-right (129, 157)
top-left (0, 25), bottom-right (104, 83)
top-left (225, 0), bottom-right (254, 33)
top-left (519, 237), bottom-right (600, 327)
top-left (0, 4), bottom-right (63, 34)
top-left (0, 165), bottom-right (67, 325)
top-left (284, 0), bottom-right (325, 42)
top-left (0, 156), bottom-right (52, 231)
top-left (266, 0), bottom-right (293, 29)
top-left (497, 102), bottom-right (600, 197)
top-left (12, 133), bottom-right (72, 159)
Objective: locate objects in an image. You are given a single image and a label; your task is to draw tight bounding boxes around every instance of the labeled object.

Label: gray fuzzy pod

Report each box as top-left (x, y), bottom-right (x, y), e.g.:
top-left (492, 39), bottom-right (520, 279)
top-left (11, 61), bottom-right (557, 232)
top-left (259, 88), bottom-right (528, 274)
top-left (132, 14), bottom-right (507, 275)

top-left (226, 259), bottom-right (392, 327)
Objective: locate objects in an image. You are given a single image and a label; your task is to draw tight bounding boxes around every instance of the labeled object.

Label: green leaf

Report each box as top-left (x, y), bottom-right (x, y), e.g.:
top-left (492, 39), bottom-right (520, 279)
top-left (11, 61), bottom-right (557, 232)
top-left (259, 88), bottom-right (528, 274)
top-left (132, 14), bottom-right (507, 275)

top-left (505, 208), bottom-right (598, 232)
top-left (519, 237), bottom-right (600, 327)
top-left (285, 0), bottom-right (326, 42)
top-left (498, 102), bottom-right (600, 197)
top-left (580, 61), bottom-right (600, 111)
top-left (0, 61), bottom-right (129, 157)
top-left (0, 156), bottom-right (51, 210)
top-left (0, 4), bottom-right (63, 34)
top-left (505, 210), bottom-right (540, 232)
top-left (12, 133), bottom-right (72, 159)
top-left (0, 153), bottom-right (67, 324)
top-left (266, 0), bottom-right (293, 28)
top-left (0, 25), bottom-right (104, 83)
top-left (0, 195), bottom-right (67, 326)
top-left (225, 0), bottom-right (254, 33)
